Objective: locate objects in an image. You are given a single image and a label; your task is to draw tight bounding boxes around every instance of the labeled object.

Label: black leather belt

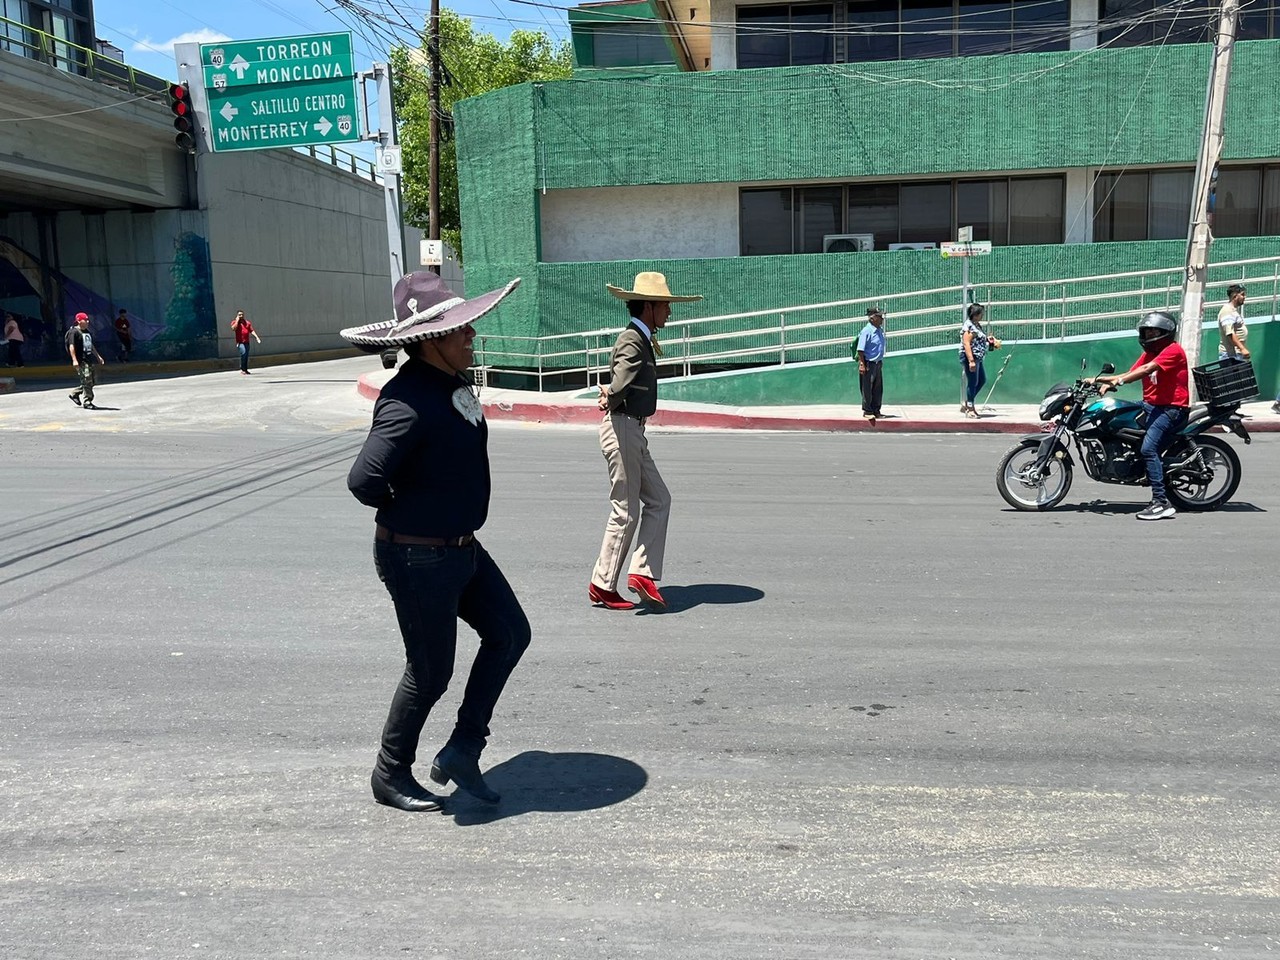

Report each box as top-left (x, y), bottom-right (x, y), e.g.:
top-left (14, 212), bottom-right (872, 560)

top-left (376, 526), bottom-right (474, 547)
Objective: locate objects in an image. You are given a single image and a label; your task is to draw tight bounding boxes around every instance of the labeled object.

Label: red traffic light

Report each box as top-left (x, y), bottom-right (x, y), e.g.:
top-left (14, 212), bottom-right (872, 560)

top-left (167, 83), bottom-right (196, 152)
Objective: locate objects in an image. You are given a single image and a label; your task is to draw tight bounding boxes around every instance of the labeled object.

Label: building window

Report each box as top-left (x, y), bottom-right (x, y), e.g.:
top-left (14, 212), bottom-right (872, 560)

top-left (737, 4), bottom-right (833, 68)
top-left (741, 175), bottom-right (1065, 254)
top-left (1099, 0), bottom-right (1278, 46)
top-left (590, 22), bottom-right (676, 67)
top-left (1215, 168), bottom-right (1262, 237)
top-left (737, 1), bottom-right (1070, 68)
top-left (740, 188), bottom-right (794, 255)
top-left (1094, 165), bottom-right (1280, 241)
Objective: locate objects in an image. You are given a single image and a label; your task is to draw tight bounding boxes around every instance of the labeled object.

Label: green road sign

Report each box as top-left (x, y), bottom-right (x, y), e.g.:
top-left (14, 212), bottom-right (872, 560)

top-left (198, 32), bottom-right (361, 153)
top-left (204, 75), bottom-right (361, 152)
top-left (200, 32), bottom-right (353, 91)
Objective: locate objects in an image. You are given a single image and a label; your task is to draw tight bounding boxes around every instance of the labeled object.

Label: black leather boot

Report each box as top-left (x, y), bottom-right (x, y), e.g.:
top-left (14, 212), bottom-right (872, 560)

top-left (371, 768), bottom-right (444, 812)
top-left (429, 744), bottom-right (500, 803)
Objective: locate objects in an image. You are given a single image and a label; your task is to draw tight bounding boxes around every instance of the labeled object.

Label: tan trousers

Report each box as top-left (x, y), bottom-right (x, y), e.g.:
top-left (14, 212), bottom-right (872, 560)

top-left (591, 413), bottom-right (671, 592)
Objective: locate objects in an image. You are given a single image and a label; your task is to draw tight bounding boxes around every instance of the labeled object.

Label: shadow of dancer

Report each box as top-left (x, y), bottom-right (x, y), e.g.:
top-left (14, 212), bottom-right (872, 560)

top-left (636, 582), bottom-right (764, 615)
top-left (445, 751), bottom-right (648, 826)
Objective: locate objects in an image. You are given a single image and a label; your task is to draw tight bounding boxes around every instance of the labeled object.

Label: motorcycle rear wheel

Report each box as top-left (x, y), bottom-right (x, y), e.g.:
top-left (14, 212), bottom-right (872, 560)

top-left (1165, 434), bottom-right (1241, 511)
top-left (996, 439), bottom-right (1073, 511)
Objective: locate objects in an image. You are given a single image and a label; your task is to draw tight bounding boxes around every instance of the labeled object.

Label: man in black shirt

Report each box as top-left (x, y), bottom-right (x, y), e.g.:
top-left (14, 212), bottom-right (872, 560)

top-left (344, 272), bottom-right (528, 812)
top-left (66, 312), bottom-right (105, 409)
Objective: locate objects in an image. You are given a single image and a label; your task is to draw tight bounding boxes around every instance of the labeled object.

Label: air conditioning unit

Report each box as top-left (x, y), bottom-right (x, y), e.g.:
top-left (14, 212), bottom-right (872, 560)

top-left (823, 233), bottom-right (875, 253)
top-left (888, 242), bottom-right (937, 252)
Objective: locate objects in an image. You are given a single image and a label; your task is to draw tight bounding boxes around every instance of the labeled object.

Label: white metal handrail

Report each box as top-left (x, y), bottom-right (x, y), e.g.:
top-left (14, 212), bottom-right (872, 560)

top-left (474, 254), bottom-right (1280, 391)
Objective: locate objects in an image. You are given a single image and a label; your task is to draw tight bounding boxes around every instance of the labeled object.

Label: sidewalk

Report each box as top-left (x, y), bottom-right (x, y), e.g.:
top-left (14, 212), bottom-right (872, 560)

top-left (356, 370), bottom-right (1280, 434)
top-left (0, 347), bottom-right (358, 392)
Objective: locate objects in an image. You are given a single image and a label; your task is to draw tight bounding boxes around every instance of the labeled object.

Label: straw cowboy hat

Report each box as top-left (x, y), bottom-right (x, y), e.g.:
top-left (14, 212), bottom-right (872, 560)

top-left (340, 272), bottom-right (520, 351)
top-left (606, 271), bottom-right (702, 303)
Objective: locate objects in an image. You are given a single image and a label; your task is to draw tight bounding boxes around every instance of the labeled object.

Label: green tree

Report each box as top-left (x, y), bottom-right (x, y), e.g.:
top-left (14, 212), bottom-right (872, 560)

top-left (392, 11), bottom-right (571, 262)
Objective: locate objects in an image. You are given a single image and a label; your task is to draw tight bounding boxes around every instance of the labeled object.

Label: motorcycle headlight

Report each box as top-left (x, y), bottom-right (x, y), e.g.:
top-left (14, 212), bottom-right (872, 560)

top-left (1038, 397), bottom-right (1055, 421)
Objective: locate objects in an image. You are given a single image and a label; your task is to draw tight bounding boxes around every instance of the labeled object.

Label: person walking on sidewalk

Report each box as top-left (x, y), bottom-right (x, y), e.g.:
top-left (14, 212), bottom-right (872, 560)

top-left (231, 310), bottom-right (261, 374)
top-left (589, 271), bottom-right (702, 611)
top-left (343, 271), bottom-right (530, 812)
top-left (1217, 284), bottom-right (1249, 361)
top-left (1093, 312), bottom-right (1189, 521)
top-left (114, 309), bottom-right (133, 362)
top-left (855, 306), bottom-right (886, 421)
top-left (959, 302), bottom-right (1000, 418)
top-left (4, 312), bottom-right (23, 367)
top-left (66, 312), bottom-right (104, 409)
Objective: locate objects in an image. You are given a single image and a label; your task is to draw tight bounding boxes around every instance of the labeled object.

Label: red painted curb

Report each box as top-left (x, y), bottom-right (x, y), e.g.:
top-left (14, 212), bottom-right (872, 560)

top-left (356, 374), bottom-right (382, 403)
top-left (483, 400), bottom-right (1039, 433)
top-left (356, 374), bottom-right (1280, 433)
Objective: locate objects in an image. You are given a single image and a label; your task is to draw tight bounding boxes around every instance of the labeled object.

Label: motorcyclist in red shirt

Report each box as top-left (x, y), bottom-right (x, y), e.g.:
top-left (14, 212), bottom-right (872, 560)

top-left (1093, 312), bottom-right (1189, 521)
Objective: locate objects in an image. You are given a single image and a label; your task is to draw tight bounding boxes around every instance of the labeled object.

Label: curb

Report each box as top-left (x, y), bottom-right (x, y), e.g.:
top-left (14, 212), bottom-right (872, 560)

top-left (356, 373), bottom-right (1040, 434)
top-left (357, 374), bottom-right (1280, 433)
top-left (0, 377), bottom-right (14, 394)
top-left (483, 398), bottom-right (1041, 433)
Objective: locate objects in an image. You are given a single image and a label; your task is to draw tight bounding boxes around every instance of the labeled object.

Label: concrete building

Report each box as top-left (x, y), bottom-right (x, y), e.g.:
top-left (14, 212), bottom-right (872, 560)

top-left (454, 0), bottom-right (1280, 400)
top-left (0, 5), bottom-right (429, 364)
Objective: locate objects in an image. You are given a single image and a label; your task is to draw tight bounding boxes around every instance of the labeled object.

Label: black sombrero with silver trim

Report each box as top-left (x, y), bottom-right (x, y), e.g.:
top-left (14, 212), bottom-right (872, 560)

top-left (340, 272), bottom-right (520, 351)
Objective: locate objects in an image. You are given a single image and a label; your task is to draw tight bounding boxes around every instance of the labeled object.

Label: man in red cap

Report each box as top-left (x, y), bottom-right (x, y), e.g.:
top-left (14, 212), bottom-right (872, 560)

top-left (66, 313), bottom-right (105, 409)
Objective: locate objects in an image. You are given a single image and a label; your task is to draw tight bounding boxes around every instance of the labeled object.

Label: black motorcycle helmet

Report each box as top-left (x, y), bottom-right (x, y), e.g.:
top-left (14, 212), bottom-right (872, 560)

top-left (1137, 311), bottom-right (1177, 349)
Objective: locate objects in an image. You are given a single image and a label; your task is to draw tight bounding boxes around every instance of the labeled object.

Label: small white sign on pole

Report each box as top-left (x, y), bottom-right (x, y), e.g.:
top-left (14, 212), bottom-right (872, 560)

top-left (420, 239), bottom-right (443, 266)
top-left (940, 241), bottom-right (993, 258)
top-left (377, 145), bottom-right (402, 176)
top-left (957, 225), bottom-right (974, 243)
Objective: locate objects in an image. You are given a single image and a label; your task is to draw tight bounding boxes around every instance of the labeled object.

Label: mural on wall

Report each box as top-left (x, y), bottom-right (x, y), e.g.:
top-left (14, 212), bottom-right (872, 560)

top-left (158, 232), bottom-right (217, 360)
top-left (0, 233), bottom-right (217, 363)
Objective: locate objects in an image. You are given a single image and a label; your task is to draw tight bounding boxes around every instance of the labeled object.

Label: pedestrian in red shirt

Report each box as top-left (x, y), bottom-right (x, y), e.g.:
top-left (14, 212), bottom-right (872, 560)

top-left (1094, 312), bottom-right (1189, 521)
top-left (231, 310), bottom-right (261, 375)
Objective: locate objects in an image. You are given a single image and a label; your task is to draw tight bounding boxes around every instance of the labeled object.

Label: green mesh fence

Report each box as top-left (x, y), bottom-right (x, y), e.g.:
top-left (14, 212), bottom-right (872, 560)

top-left (454, 41), bottom-right (1280, 368)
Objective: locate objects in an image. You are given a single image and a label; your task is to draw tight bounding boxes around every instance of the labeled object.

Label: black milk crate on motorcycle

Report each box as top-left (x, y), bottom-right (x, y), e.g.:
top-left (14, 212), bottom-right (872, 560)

top-left (1193, 358), bottom-right (1258, 406)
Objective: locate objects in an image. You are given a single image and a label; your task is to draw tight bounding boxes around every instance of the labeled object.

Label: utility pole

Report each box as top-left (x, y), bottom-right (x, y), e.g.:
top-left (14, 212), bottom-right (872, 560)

top-left (427, 0), bottom-right (442, 275)
top-left (1177, 0), bottom-right (1240, 390)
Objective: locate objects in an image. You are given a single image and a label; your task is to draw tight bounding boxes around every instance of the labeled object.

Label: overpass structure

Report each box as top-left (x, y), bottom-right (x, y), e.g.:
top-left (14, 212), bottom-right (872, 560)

top-left (0, 17), bottom-right (423, 365)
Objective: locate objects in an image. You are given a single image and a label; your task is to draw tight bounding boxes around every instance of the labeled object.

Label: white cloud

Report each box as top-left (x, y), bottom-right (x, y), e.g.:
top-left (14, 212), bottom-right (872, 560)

top-left (131, 28), bottom-right (232, 58)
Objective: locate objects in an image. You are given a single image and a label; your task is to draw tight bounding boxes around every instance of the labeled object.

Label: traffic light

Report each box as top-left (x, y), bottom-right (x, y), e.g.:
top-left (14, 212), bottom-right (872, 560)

top-left (168, 83), bottom-right (195, 152)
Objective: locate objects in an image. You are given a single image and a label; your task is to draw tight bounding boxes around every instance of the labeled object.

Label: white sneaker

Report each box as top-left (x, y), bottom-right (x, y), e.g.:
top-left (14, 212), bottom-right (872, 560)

top-left (1136, 500), bottom-right (1176, 521)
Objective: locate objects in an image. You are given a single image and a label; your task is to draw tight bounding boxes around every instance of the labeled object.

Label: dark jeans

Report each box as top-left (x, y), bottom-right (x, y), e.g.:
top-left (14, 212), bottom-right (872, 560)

top-left (238, 341), bottom-right (251, 372)
top-left (372, 539), bottom-right (531, 777)
top-left (1141, 403), bottom-right (1189, 502)
top-left (6, 340), bottom-right (22, 366)
top-left (117, 335), bottom-right (131, 361)
top-left (859, 360), bottom-right (883, 414)
top-left (961, 356), bottom-right (987, 404)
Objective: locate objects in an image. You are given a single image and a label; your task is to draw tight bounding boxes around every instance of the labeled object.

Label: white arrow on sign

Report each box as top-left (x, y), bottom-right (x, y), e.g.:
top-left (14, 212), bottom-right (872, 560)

top-left (315, 117), bottom-right (333, 137)
top-left (219, 102), bottom-right (239, 122)
top-left (230, 54), bottom-right (250, 80)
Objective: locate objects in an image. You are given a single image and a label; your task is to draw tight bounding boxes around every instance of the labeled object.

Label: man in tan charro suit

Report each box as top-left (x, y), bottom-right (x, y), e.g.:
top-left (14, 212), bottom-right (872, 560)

top-left (588, 272), bottom-right (702, 611)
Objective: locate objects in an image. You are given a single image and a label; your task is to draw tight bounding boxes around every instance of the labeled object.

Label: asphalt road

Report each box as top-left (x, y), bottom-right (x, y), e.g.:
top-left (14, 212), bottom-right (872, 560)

top-left (2, 361), bottom-right (1278, 959)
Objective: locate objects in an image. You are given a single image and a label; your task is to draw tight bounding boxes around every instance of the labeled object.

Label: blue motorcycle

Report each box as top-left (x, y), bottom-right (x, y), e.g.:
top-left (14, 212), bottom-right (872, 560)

top-left (996, 363), bottom-right (1250, 511)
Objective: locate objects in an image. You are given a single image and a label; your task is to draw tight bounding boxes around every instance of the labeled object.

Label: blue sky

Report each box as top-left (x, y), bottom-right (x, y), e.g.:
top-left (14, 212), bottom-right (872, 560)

top-left (92, 0), bottom-right (570, 81)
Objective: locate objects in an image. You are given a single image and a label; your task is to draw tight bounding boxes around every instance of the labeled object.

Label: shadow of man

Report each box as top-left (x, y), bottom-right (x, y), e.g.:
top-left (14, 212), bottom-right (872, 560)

top-left (638, 583), bottom-right (764, 615)
top-left (445, 750), bottom-right (648, 826)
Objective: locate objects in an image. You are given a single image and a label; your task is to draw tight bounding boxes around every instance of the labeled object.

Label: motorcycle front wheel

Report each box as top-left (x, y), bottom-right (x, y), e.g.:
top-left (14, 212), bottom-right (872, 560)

top-left (996, 439), bottom-right (1073, 511)
top-left (1165, 435), bottom-right (1241, 511)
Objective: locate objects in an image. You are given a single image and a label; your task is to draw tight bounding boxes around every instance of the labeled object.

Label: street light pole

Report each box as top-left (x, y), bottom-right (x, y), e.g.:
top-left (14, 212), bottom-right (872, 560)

top-left (1177, 0), bottom-right (1240, 390)
top-left (427, 0), bottom-right (441, 275)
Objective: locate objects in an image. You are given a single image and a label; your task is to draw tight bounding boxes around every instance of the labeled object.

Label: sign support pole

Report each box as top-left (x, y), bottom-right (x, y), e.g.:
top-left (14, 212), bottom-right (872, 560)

top-left (366, 62), bottom-right (407, 302)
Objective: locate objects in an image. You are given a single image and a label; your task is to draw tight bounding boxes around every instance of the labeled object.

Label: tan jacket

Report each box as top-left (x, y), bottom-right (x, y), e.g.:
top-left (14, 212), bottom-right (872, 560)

top-left (604, 323), bottom-right (658, 418)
